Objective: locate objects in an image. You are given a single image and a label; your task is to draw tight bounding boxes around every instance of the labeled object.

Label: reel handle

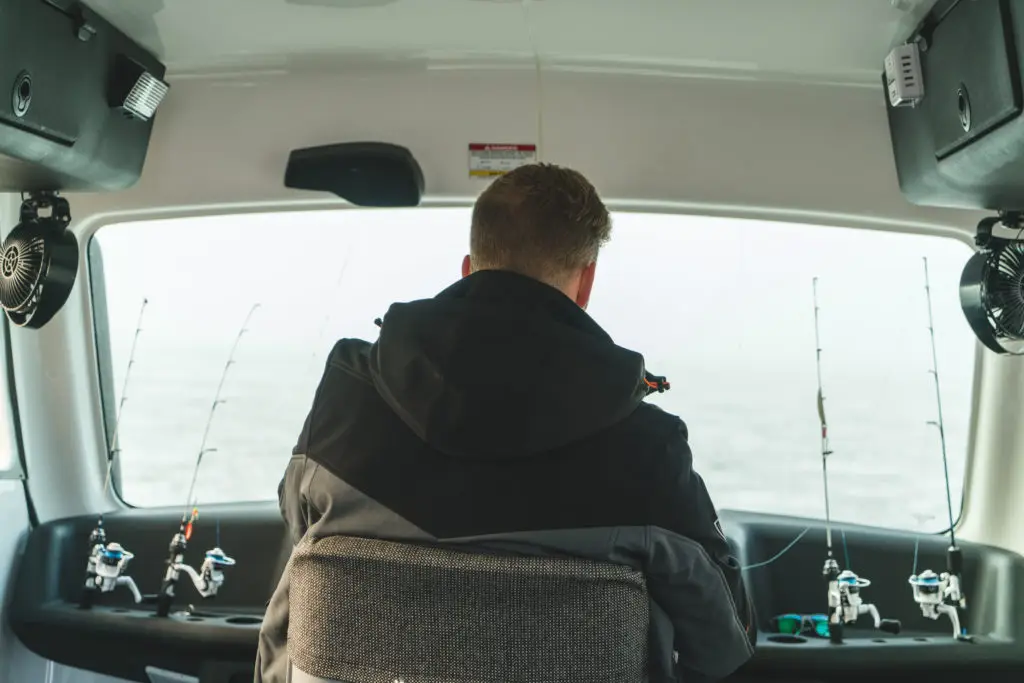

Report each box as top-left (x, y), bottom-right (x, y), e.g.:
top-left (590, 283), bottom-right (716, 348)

top-left (879, 619), bottom-right (902, 635)
top-left (829, 619), bottom-right (844, 644)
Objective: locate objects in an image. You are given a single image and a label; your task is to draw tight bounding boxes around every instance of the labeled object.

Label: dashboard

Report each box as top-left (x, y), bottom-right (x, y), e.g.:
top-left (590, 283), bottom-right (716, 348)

top-left (8, 506), bottom-right (1024, 683)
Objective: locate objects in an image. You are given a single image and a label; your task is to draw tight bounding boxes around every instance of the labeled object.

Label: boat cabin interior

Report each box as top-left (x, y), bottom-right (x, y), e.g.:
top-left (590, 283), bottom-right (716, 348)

top-left (2, 0), bottom-right (1024, 682)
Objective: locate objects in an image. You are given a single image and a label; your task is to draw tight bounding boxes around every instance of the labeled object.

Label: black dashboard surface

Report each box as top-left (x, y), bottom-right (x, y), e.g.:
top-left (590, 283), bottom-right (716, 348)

top-left (8, 505), bottom-right (1024, 683)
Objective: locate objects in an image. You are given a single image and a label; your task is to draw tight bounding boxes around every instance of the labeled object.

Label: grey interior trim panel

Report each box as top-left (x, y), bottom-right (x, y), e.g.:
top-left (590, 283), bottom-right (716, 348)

top-left (8, 505), bottom-right (1024, 683)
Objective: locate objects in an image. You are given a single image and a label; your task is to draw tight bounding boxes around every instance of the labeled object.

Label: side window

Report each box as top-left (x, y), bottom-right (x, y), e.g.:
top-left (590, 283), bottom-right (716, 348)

top-left (90, 209), bottom-right (468, 508)
top-left (90, 209), bottom-right (976, 534)
top-left (587, 215), bottom-right (975, 533)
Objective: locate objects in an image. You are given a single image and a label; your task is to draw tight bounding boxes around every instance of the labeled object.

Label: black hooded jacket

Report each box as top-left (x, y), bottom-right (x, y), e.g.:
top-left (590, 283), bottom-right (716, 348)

top-left (256, 270), bottom-right (756, 683)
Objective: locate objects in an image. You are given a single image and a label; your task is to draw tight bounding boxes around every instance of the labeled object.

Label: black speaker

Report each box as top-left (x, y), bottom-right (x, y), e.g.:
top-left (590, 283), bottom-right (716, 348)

top-left (0, 192), bottom-right (78, 329)
top-left (885, 0), bottom-right (1024, 210)
top-left (0, 0), bottom-right (168, 191)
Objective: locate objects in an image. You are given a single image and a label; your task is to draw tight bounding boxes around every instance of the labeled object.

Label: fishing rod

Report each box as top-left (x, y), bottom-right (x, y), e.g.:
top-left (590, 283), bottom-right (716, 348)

top-left (908, 257), bottom-right (972, 642)
top-left (813, 278), bottom-right (900, 643)
top-left (814, 277), bottom-right (845, 643)
top-left (813, 278), bottom-right (836, 567)
top-left (304, 248), bottom-right (354, 380)
top-left (80, 298), bottom-right (148, 609)
top-left (153, 304), bottom-right (258, 617)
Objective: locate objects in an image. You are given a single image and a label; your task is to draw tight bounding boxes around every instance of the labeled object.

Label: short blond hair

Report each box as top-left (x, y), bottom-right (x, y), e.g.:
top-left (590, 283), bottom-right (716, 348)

top-left (470, 163), bottom-right (612, 286)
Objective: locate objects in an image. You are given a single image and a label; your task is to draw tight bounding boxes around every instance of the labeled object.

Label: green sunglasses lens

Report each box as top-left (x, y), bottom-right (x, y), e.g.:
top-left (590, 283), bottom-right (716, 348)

top-left (809, 615), bottom-right (830, 638)
top-left (774, 615), bottom-right (802, 634)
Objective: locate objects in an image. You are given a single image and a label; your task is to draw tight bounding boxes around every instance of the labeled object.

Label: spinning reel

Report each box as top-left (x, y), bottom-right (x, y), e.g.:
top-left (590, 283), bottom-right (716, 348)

top-left (156, 514), bottom-right (236, 617)
top-left (173, 546), bottom-right (237, 599)
top-left (909, 570), bottom-right (964, 639)
top-left (80, 524), bottom-right (142, 608)
top-left (909, 548), bottom-right (971, 641)
top-left (825, 565), bottom-right (900, 642)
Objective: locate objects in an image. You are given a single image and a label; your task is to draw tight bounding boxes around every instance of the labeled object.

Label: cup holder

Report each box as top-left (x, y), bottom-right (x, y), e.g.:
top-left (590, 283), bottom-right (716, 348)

top-left (767, 635), bottom-right (807, 644)
top-left (225, 616), bottom-right (262, 625)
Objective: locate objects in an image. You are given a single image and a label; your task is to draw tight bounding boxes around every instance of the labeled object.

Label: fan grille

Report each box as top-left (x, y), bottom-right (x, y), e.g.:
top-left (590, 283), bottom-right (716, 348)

top-left (985, 243), bottom-right (1024, 340)
top-left (0, 232), bottom-right (46, 313)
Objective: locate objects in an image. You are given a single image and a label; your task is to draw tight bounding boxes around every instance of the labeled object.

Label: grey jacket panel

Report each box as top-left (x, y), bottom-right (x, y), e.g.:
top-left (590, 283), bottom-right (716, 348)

top-left (257, 455), bottom-right (434, 683)
top-left (256, 550), bottom-right (294, 683)
top-left (278, 453), bottom-right (434, 544)
top-left (257, 456), bottom-right (753, 683)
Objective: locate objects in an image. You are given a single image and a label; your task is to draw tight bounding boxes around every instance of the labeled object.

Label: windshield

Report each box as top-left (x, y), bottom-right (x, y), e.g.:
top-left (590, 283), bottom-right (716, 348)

top-left (89, 208), bottom-right (975, 533)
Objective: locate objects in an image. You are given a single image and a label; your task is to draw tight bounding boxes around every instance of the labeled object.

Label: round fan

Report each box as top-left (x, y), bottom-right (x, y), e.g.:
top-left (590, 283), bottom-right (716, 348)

top-left (961, 228), bottom-right (1024, 355)
top-left (0, 193), bottom-right (78, 329)
top-left (0, 229), bottom-right (48, 319)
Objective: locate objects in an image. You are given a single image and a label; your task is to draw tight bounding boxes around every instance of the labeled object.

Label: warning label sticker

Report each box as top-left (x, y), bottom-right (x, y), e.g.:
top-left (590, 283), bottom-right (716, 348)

top-left (469, 143), bottom-right (537, 178)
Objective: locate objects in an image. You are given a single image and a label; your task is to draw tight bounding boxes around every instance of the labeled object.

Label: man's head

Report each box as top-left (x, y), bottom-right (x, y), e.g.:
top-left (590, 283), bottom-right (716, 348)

top-left (462, 163), bottom-right (611, 308)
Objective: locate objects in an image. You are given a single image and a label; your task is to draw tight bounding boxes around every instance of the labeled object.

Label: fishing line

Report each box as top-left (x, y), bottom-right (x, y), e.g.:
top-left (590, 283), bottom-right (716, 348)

top-left (923, 257), bottom-right (957, 546)
top-left (100, 297), bottom-right (148, 516)
top-left (841, 528), bottom-right (850, 570)
top-left (305, 237), bottom-right (359, 380)
top-left (80, 297), bottom-right (148, 610)
top-left (740, 526), bottom-right (855, 572)
top-left (182, 302), bottom-right (261, 516)
top-left (741, 527), bottom-right (811, 571)
top-left (812, 277), bottom-right (835, 559)
top-left (155, 303), bottom-right (258, 617)
top-left (811, 278), bottom-right (899, 640)
top-left (907, 257), bottom-right (971, 641)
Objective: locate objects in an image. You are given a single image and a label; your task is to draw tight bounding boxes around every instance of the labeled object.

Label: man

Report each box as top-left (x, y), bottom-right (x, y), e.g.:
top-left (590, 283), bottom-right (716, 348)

top-left (256, 163), bottom-right (755, 682)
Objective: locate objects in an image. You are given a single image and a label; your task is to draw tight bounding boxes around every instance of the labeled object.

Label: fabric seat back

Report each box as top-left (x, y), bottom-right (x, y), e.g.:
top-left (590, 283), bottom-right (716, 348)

top-left (288, 535), bottom-right (649, 683)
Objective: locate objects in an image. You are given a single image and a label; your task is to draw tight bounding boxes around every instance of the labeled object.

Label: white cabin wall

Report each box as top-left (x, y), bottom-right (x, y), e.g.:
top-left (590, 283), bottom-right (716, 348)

top-left (0, 481), bottom-right (31, 683)
top-left (69, 64), bottom-right (541, 217)
top-left (540, 70), bottom-right (963, 230)
top-left (958, 354), bottom-right (1024, 550)
top-left (68, 63), bottom-right (985, 231)
top-left (0, 192), bottom-right (62, 683)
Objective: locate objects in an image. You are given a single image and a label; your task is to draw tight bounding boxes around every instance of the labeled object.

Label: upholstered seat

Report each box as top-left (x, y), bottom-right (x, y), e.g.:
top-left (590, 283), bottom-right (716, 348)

top-left (288, 535), bottom-right (650, 683)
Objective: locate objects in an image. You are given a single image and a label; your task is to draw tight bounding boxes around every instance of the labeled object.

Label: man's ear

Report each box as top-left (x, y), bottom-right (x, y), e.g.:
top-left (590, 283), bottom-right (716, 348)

top-left (461, 254), bottom-right (472, 278)
top-left (575, 261), bottom-right (597, 309)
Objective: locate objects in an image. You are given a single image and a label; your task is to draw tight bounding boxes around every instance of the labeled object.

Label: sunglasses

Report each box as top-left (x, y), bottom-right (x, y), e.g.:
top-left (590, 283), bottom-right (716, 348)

top-left (771, 613), bottom-right (830, 638)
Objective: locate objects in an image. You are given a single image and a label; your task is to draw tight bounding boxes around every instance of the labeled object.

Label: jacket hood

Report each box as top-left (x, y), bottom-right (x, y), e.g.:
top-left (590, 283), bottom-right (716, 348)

top-left (368, 270), bottom-right (656, 460)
